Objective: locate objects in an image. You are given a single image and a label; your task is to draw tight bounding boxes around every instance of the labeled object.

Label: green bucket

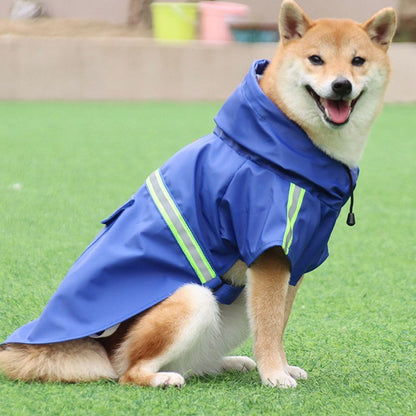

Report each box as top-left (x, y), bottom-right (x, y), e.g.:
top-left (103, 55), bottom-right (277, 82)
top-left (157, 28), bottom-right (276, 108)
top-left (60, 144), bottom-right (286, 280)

top-left (151, 2), bottom-right (198, 41)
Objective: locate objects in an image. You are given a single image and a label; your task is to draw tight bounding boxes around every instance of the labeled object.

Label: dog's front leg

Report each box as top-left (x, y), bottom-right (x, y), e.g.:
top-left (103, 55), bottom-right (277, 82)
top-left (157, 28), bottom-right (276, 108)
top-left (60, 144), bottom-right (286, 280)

top-left (247, 247), bottom-right (297, 388)
top-left (283, 276), bottom-right (308, 381)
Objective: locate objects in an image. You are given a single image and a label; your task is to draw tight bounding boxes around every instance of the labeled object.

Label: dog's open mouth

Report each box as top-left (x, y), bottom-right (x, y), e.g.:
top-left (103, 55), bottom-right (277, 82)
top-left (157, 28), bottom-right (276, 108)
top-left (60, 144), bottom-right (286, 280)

top-left (306, 86), bottom-right (363, 126)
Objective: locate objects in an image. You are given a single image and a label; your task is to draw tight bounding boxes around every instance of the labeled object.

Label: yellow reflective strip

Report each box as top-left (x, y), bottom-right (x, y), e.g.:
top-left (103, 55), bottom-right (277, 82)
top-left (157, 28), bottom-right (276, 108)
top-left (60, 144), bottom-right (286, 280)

top-left (154, 170), bottom-right (216, 279)
top-left (283, 183), bottom-right (295, 253)
top-left (285, 187), bottom-right (305, 254)
top-left (146, 176), bottom-right (208, 283)
top-left (283, 183), bottom-right (305, 255)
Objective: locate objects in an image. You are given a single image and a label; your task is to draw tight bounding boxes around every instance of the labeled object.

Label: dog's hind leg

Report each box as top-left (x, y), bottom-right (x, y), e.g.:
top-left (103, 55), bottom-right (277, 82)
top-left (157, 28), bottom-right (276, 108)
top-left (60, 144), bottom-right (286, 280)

top-left (168, 288), bottom-right (255, 378)
top-left (112, 284), bottom-right (222, 388)
top-left (216, 291), bottom-right (256, 374)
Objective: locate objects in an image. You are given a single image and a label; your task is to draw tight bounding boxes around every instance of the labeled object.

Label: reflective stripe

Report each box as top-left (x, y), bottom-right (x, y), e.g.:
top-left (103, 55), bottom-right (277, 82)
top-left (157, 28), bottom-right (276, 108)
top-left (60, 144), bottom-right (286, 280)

top-left (146, 170), bottom-right (216, 284)
top-left (283, 183), bottom-right (305, 255)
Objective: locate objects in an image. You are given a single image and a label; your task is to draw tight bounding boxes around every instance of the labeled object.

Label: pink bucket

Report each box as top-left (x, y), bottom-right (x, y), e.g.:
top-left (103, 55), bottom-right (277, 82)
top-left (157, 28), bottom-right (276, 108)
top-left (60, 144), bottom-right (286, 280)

top-left (199, 2), bottom-right (249, 42)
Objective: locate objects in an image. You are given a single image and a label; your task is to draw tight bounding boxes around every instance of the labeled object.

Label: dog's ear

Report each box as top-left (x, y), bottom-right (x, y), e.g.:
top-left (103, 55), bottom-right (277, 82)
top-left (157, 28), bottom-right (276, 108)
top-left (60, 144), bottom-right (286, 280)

top-left (362, 7), bottom-right (397, 51)
top-left (279, 0), bottom-right (312, 43)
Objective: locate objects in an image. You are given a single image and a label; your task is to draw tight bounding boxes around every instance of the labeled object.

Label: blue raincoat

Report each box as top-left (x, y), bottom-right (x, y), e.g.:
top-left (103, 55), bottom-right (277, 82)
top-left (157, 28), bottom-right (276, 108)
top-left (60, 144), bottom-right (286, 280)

top-left (3, 60), bottom-right (358, 345)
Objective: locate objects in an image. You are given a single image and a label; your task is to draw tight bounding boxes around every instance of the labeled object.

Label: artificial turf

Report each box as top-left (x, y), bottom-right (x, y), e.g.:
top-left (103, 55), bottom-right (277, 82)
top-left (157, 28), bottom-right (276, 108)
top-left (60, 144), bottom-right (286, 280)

top-left (0, 102), bottom-right (415, 415)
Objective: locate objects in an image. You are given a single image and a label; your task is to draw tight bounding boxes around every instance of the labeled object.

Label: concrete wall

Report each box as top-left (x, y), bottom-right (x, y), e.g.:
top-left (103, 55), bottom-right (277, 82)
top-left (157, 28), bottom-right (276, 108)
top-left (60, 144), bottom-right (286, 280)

top-left (0, 37), bottom-right (414, 102)
top-left (0, 37), bottom-right (273, 100)
top-left (240, 0), bottom-right (399, 22)
top-left (0, 0), bottom-right (400, 23)
top-left (1, 0), bottom-right (130, 23)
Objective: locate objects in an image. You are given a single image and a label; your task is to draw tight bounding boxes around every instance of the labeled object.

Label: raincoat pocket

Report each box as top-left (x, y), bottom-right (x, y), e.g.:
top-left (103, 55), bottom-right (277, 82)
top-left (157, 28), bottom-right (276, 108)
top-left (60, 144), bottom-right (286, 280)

top-left (80, 198), bottom-right (136, 256)
top-left (101, 198), bottom-right (135, 227)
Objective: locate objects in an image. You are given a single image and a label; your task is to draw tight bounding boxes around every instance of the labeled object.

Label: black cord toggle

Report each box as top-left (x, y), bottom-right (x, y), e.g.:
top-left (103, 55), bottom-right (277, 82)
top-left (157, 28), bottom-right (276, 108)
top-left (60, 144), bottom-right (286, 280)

top-left (347, 212), bottom-right (356, 226)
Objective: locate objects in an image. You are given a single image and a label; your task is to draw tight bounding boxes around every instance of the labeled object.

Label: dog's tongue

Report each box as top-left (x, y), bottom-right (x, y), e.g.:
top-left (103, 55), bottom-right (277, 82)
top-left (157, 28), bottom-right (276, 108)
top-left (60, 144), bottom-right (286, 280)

top-left (323, 99), bottom-right (351, 124)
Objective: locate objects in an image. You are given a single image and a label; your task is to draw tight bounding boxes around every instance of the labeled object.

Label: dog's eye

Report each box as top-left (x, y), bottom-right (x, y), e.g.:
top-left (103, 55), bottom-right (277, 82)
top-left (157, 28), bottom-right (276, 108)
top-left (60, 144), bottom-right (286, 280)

top-left (308, 55), bottom-right (324, 65)
top-left (352, 56), bottom-right (366, 66)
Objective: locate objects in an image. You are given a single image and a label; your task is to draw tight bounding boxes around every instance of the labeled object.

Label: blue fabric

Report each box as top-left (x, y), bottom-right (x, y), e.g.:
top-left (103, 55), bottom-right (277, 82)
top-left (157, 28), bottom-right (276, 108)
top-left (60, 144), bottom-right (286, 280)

top-left (3, 60), bottom-right (358, 345)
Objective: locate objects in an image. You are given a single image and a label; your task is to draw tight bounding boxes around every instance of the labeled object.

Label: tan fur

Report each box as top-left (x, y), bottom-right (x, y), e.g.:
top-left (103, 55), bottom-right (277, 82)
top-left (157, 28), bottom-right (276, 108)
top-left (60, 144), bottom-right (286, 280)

top-left (0, 0), bottom-right (396, 388)
top-left (260, 1), bottom-right (396, 167)
top-left (114, 286), bottom-right (197, 385)
top-left (247, 247), bottom-right (305, 387)
top-left (122, 296), bottom-right (193, 365)
top-left (111, 283), bottom-right (251, 387)
top-left (0, 338), bottom-right (116, 382)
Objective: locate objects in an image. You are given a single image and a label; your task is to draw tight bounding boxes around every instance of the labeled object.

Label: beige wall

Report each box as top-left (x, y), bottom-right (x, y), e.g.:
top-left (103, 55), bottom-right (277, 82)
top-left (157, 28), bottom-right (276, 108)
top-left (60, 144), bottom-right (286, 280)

top-left (0, 1), bottom-right (11, 18)
top-left (0, 37), bottom-right (413, 102)
top-left (1, 0), bottom-right (130, 23)
top-left (0, 1), bottom-right (411, 102)
top-left (242, 0), bottom-right (399, 22)
top-left (45, 0), bottom-right (130, 23)
top-left (1, 0), bottom-right (400, 23)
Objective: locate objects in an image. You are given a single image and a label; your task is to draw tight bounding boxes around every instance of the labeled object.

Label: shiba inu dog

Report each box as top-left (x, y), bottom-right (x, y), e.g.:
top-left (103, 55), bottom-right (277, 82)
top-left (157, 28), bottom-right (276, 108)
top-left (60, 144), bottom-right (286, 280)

top-left (0, 1), bottom-right (396, 388)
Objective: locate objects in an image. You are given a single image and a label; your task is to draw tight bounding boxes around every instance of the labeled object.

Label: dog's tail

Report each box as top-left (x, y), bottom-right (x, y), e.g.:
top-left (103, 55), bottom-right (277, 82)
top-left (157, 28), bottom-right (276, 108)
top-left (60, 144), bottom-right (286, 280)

top-left (0, 338), bottom-right (117, 382)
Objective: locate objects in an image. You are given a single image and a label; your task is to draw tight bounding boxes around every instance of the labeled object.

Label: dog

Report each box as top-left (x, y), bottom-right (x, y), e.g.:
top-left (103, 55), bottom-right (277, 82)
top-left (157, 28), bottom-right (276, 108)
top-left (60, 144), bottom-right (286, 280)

top-left (0, 1), bottom-right (396, 388)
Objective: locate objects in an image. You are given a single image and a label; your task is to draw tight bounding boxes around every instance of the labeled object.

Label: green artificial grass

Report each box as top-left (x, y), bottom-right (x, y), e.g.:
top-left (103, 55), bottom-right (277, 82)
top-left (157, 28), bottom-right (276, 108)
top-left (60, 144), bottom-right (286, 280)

top-left (0, 102), bottom-right (415, 416)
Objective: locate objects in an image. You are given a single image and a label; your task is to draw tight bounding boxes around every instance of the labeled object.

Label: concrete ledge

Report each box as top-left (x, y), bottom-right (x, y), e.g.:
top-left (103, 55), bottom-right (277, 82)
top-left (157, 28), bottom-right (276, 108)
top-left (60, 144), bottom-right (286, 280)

top-left (0, 37), bottom-right (414, 102)
top-left (385, 43), bottom-right (416, 102)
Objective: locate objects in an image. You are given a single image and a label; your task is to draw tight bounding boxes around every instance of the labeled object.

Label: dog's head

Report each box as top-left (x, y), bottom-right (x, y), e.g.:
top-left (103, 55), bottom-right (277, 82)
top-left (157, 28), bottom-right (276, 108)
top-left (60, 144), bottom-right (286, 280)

top-left (261, 0), bottom-right (396, 166)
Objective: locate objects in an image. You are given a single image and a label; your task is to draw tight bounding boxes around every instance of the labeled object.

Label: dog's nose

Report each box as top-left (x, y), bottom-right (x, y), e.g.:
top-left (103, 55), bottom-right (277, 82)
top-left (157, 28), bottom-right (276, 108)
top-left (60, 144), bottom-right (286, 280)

top-left (331, 78), bottom-right (352, 97)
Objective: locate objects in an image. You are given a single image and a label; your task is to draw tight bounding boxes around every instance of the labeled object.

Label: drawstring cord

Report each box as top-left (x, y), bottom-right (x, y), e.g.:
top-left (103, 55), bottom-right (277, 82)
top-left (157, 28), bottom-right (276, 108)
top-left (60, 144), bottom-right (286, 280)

top-left (344, 165), bottom-right (356, 226)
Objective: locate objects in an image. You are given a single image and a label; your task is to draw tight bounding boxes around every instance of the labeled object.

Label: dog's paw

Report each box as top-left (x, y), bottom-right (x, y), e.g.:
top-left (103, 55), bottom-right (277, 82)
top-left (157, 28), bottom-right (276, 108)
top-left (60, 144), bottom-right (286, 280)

top-left (150, 372), bottom-right (185, 389)
top-left (261, 370), bottom-right (298, 388)
top-left (287, 365), bottom-right (307, 380)
top-left (222, 356), bottom-right (257, 372)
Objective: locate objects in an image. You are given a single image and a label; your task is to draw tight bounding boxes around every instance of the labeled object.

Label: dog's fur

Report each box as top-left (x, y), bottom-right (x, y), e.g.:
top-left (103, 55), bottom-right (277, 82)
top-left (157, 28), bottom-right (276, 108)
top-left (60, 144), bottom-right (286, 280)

top-left (0, 1), bottom-right (396, 388)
